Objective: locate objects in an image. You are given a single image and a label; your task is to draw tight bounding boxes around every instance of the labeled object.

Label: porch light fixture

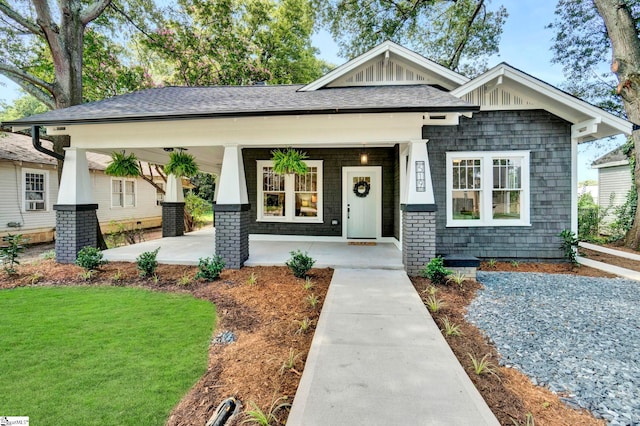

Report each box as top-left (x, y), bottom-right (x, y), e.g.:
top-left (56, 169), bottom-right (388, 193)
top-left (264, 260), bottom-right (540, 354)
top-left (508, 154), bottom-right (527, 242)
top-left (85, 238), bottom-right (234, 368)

top-left (360, 145), bottom-right (368, 165)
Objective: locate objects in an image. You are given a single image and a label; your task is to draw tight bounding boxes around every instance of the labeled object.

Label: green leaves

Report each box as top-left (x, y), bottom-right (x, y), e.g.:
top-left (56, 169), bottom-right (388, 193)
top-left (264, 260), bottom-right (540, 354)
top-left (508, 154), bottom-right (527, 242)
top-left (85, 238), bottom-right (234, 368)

top-left (105, 151), bottom-right (141, 177)
top-left (271, 147), bottom-right (309, 175)
top-left (315, 0), bottom-right (508, 76)
top-left (164, 151), bottom-right (199, 177)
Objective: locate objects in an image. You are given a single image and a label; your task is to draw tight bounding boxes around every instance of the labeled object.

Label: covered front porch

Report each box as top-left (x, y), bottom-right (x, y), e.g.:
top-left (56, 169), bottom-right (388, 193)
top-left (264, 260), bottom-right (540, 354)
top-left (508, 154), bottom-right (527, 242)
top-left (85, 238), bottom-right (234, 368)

top-left (102, 227), bottom-right (404, 270)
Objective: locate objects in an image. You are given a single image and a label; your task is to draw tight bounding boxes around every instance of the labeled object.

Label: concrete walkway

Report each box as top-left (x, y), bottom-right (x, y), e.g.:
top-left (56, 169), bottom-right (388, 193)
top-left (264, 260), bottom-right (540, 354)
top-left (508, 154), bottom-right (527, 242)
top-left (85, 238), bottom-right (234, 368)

top-left (578, 242), bottom-right (640, 282)
top-left (287, 268), bottom-right (499, 426)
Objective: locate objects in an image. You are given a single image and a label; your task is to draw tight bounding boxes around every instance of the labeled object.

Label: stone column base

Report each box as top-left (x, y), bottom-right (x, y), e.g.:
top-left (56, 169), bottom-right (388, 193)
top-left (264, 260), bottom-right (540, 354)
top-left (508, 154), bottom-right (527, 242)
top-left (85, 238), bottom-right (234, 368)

top-left (162, 202), bottom-right (185, 237)
top-left (401, 205), bottom-right (437, 277)
top-left (53, 204), bottom-right (99, 264)
top-left (214, 204), bottom-right (250, 269)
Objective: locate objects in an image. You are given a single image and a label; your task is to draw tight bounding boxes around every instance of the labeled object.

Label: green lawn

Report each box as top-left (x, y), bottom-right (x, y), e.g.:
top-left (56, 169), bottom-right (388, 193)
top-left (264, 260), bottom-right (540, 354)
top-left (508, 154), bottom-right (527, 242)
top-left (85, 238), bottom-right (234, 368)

top-left (0, 286), bottom-right (216, 425)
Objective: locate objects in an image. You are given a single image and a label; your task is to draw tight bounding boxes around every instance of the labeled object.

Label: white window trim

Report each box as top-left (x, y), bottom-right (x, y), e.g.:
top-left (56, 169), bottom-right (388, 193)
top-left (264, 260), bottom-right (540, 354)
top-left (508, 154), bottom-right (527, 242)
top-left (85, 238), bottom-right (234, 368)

top-left (446, 151), bottom-right (530, 227)
top-left (22, 168), bottom-right (49, 212)
top-left (256, 160), bottom-right (323, 223)
top-left (110, 177), bottom-right (137, 209)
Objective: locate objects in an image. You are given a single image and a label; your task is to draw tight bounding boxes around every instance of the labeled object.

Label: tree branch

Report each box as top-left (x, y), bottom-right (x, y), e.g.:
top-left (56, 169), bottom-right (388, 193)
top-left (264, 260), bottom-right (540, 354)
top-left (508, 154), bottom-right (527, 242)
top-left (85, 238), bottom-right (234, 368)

top-left (108, 2), bottom-right (157, 42)
top-left (137, 161), bottom-right (166, 193)
top-left (3, 74), bottom-right (55, 109)
top-left (0, 1), bottom-right (44, 36)
top-left (446, 0), bottom-right (485, 70)
top-left (0, 62), bottom-right (55, 95)
top-left (81, 0), bottom-right (112, 25)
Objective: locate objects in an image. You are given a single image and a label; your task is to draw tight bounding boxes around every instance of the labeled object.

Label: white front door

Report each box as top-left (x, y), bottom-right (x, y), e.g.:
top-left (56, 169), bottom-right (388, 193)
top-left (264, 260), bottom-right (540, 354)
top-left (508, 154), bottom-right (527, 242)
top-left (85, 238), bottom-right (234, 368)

top-left (345, 167), bottom-right (380, 239)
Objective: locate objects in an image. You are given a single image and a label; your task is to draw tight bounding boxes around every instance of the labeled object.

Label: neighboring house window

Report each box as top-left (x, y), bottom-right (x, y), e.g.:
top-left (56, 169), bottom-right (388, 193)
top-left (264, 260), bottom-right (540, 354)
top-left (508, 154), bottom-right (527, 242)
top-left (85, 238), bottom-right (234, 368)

top-left (23, 169), bottom-right (48, 211)
top-left (257, 160), bottom-right (323, 222)
top-left (111, 178), bottom-right (136, 208)
top-left (156, 181), bottom-right (165, 206)
top-left (446, 151), bottom-right (530, 227)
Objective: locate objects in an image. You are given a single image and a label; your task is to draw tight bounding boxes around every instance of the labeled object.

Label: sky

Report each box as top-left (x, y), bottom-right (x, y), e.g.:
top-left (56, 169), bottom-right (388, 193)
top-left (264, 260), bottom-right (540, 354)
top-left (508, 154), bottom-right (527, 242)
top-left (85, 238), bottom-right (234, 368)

top-left (0, 0), bottom-right (623, 182)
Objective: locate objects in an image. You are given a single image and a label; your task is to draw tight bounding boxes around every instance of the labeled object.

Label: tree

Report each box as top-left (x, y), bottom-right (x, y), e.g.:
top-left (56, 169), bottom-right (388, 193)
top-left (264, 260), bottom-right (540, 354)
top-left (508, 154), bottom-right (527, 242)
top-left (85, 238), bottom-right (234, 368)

top-left (143, 0), bottom-right (328, 85)
top-left (315, 0), bottom-right (508, 76)
top-left (0, 0), bottom-right (160, 166)
top-left (549, 0), bottom-right (640, 249)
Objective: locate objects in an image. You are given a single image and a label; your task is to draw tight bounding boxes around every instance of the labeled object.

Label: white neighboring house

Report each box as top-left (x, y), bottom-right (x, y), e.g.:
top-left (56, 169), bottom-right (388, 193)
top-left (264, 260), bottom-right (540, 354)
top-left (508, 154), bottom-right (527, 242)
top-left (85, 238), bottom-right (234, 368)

top-left (592, 145), bottom-right (633, 229)
top-left (0, 131), bottom-right (162, 244)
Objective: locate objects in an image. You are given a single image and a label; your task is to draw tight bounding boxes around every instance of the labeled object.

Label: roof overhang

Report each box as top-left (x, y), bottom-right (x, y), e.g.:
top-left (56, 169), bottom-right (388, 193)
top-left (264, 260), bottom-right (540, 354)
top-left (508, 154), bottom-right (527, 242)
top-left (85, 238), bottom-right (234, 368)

top-left (451, 64), bottom-right (632, 141)
top-left (592, 159), bottom-right (630, 169)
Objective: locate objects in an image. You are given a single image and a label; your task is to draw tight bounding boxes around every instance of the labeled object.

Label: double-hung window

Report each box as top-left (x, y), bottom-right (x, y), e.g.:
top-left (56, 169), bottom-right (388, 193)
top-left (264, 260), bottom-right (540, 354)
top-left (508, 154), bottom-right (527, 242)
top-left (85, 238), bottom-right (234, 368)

top-left (446, 151), bottom-right (530, 227)
top-left (111, 178), bottom-right (136, 208)
top-left (257, 160), bottom-right (323, 222)
top-left (23, 169), bottom-right (48, 211)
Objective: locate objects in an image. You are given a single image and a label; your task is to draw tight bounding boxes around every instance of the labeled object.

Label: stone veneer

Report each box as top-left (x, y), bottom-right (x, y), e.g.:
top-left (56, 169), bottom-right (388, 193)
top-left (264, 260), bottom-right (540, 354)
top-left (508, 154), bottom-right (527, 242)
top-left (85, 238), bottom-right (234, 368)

top-left (214, 205), bottom-right (250, 269)
top-left (53, 204), bottom-right (98, 264)
top-left (402, 209), bottom-right (436, 276)
top-left (161, 202), bottom-right (185, 237)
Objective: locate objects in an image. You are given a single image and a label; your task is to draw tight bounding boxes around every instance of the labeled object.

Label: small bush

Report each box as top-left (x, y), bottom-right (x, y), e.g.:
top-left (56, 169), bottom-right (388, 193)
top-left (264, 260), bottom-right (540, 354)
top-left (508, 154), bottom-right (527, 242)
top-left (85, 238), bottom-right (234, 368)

top-left (559, 229), bottom-right (578, 265)
top-left (195, 255), bottom-right (225, 281)
top-left (137, 247), bottom-right (160, 277)
top-left (40, 249), bottom-right (56, 260)
top-left (286, 250), bottom-right (316, 278)
top-left (0, 234), bottom-right (27, 274)
top-left (75, 246), bottom-right (107, 271)
top-left (420, 256), bottom-right (452, 285)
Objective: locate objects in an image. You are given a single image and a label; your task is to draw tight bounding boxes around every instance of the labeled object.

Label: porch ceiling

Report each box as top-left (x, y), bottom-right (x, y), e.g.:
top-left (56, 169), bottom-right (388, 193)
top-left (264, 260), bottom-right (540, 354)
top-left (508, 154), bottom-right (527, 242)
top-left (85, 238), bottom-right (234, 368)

top-left (91, 146), bottom-right (224, 175)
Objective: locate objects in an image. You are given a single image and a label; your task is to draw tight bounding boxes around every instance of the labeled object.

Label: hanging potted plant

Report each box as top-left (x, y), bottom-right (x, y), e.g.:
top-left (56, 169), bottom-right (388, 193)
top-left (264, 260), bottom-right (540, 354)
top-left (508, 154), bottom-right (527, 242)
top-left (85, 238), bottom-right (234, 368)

top-left (164, 150), bottom-right (199, 177)
top-left (105, 151), bottom-right (141, 177)
top-left (271, 147), bottom-right (309, 175)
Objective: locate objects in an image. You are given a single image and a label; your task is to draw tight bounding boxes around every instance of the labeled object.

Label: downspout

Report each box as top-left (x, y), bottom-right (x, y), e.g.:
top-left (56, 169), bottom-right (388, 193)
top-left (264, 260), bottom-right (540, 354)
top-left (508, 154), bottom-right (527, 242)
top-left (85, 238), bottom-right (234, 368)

top-left (31, 125), bottom-right (64, 160)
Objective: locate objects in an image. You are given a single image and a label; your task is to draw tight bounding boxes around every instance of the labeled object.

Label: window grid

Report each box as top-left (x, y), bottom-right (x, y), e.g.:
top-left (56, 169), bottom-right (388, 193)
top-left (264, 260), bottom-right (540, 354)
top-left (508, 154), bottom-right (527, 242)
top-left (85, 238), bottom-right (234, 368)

top-left (25, 172), bottom-right (46, 211)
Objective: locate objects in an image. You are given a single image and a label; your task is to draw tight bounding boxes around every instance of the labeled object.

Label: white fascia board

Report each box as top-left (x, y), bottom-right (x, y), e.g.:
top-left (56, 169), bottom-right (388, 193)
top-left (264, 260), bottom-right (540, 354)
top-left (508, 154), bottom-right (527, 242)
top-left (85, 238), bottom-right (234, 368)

top-left (592, 159), bottom-right (630, 169)
top-left (300, 40), bottom-right (469, 91)
top-left (452, 64), bottom-right (632, 136)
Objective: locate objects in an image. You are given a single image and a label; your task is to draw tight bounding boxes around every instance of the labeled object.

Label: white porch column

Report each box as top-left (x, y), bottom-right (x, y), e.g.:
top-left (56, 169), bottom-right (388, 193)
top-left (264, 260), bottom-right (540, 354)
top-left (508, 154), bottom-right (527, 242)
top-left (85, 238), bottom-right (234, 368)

top-left (57, 147), bottom-right (94, 205)
top-left (403, 140), bottom-right (436, 206)
top-left (401, 140), bottom-right (437, 276)
top-left (54, 147), bottom-right (98, 263)
top-left (214, 145), bottom-right (250, 269)
top-left (215, 145), bottom-right (248, 204)
top-left (165, 173), bottom-right (184, 202)
top-left (571, 137), bottom-right (579, 235)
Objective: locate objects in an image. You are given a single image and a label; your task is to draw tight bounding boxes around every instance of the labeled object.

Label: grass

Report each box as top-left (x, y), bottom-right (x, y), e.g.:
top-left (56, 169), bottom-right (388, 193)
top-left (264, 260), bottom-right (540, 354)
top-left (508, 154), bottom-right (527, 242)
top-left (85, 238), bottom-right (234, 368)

top-left (0, 286), bottom-right (216, 425)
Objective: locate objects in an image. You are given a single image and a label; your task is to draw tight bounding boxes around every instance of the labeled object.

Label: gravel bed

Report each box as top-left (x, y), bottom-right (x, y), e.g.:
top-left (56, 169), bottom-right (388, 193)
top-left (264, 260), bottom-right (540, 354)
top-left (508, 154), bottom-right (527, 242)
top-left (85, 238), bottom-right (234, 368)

top-left (467, 272), bottom-right (640, 425)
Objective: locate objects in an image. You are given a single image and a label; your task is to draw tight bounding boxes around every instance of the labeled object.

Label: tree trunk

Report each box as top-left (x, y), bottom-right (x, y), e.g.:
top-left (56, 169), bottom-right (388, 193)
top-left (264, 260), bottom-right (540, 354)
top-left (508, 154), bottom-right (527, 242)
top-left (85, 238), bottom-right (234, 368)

top-left (593, 0), bottom-right (640, 249)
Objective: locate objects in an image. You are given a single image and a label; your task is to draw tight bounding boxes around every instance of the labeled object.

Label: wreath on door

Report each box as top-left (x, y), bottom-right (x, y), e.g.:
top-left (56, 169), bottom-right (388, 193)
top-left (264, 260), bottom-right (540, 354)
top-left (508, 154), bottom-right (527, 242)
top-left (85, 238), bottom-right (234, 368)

top-left (353, 180), bottom-right (370, 198)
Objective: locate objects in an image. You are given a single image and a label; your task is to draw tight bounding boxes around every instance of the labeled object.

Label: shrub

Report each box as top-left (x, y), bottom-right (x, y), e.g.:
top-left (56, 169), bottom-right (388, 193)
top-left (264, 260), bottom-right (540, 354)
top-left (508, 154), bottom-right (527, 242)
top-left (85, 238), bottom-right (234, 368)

top-left (558, 229), bottom-right (579, 265)
top-left (420, 256), bottom-right (452, 285)
top-left (137, 247), bottom-right (160, 277)
top-left (195, 255), bottom-right (225, 281)
top-left (286, 250), bottom-right (315, 278)
top-left (0, 234), bottom-right (27, 274)
top-left (75, 246), bottom-right (107, 271)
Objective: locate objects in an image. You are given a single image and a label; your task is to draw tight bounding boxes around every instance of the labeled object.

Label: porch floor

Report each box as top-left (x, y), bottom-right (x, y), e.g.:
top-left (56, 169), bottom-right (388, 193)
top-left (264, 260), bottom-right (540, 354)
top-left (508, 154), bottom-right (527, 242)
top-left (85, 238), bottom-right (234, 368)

top-left (101, 227), bottom-right (404, 269)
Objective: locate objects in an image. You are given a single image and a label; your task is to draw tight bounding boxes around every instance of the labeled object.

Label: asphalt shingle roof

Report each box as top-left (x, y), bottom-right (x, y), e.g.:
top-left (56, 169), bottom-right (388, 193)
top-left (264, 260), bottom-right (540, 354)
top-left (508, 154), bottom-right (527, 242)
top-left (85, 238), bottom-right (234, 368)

top-left (0, 132), bottom-right (152, 171)
top-left (3, 84), bottom-right (478, 126)
top-left (592, 145), bottom-right (630, 167)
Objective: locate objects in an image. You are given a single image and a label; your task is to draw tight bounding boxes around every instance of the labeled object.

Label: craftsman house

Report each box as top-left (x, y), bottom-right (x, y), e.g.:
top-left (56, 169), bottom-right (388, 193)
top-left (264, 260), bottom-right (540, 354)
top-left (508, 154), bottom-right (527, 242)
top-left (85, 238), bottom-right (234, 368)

top-left (0, 131), bottom-right (163, 244)
top-left (3, 41), bottom-right (631, 275)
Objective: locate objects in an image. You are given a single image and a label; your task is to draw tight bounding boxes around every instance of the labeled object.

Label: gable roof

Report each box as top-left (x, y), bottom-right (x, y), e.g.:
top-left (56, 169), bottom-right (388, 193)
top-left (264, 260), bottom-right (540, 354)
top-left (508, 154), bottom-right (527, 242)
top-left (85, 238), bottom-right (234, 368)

top-left (451, 63), bottom-right (632, 140)
top-left (300, 41), bottom-right (469, 91)
top-left (592, 145), bottom-right (630, 168)
top-left (3, 84), bottom-right (478, 127)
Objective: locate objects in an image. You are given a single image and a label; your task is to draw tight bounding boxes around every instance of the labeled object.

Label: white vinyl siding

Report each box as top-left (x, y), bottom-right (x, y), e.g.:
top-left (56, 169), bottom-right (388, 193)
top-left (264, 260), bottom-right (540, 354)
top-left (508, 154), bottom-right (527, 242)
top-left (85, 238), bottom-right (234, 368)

top-left (598, 165), bottom-right (632, 225)
top-left (0, 163), bottom-right (57, 232)
top-left (446, 151), bottom-right (530, 227)
top-left (94, 173), bottom-right (161, 223)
